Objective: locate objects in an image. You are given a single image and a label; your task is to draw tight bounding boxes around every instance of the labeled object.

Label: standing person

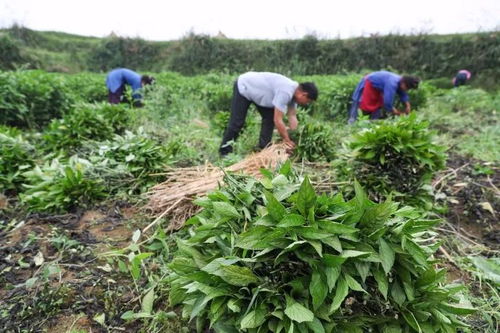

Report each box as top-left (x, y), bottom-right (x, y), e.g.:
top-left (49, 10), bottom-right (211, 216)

top-left (219, 72), bottom-right (318, 156)
top-left (347, 71), bottom-right (420, 124)
top-left (105, 68), bottom-right (154, 106)
top-left (452, 69), bottom-right (471, 87)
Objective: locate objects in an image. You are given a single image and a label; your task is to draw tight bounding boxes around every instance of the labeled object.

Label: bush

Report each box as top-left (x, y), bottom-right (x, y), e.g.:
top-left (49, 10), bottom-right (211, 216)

top-left (0, 127), bottom-right (36, 192)
top-left (64, 73), bottom-right (108, 103)
top-left (0, 70), bottom-right (74, 128)
top-left (168, 164), bottom-right (473, 332)
top-left (20, 156), bottom-right (105, 213)
top-left (345, 114), bottom-right (446, 203)
top-left (43, 103), bottom-right (130, 152)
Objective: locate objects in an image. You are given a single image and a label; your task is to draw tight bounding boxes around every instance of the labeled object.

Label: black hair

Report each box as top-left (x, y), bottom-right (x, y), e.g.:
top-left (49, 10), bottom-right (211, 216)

top-left (299, 82), bottom-right (319, 100)
top-left (141, 75), bottom-right (155, 85)
top-left (401, 76), bottom-right (420, 89)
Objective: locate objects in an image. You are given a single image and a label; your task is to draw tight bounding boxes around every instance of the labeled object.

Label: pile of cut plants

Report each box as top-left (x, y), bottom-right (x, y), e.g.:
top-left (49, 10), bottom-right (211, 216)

top-left (166, 162), bottom-right (474, 332)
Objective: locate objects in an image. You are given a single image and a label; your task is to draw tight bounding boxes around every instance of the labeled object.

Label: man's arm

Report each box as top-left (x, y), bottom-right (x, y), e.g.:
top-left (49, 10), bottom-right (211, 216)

top-left (274, 109), bottom-right (295, 148)
top-left (404, 101), bottom-right (411, 114)
top-left (287, 107), bottom-right (298, 130)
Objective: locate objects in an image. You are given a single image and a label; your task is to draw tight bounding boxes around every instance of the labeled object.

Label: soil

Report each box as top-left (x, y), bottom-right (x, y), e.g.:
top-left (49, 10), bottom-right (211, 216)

top-left (0, 201), bottom-right (142, 333)
top-left (436, 153), bottom-right (499, 249)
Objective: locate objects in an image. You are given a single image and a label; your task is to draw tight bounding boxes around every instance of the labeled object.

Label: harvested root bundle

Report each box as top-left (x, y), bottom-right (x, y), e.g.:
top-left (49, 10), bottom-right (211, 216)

top-left (146, 144), bottom-right (289, 230)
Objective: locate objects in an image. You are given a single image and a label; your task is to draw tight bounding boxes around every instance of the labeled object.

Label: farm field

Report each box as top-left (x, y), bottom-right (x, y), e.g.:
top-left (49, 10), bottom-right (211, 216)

top-left (0, 70), bottom-right (498, 333)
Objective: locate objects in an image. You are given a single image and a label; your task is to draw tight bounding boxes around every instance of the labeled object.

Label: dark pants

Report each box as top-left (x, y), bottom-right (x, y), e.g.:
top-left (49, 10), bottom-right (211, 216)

top-left (219, 81), bottom-right (275, 156)
top-left (108, 85), bottom-right (125, 104)
top-left (454, 72), bottom-right (467, 87)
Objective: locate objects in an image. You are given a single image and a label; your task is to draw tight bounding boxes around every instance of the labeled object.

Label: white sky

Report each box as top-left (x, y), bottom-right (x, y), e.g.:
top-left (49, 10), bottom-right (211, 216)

top-left (1, 0), bottom-right (499, 40)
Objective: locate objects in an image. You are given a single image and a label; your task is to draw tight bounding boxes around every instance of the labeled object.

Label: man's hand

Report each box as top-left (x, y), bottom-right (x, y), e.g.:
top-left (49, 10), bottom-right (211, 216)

top-left (404, 102), bottom-right (411, 114)
top-left (392, 108), bottom-right (402, 115)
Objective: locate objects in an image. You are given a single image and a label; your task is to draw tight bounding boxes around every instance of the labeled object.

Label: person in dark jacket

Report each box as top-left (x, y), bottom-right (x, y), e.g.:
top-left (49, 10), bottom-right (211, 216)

top-left (105, 68), bottom-right (154, 106)
top-left (348, 71), bottom-right (420, 124)
top-left (219, 72), bottom-right (318, 156)
top-left (452, 69), bottom-right (471, 87)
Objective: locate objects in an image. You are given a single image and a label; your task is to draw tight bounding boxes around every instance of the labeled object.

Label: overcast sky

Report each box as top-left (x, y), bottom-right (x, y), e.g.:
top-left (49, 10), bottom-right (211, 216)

top-left (1, 0), bottom-right (499, 40)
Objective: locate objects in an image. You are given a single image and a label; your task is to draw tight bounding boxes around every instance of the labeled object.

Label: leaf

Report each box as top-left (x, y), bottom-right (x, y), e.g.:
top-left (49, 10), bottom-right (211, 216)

top-left (379, 238), bottom-right (395, 273)
top-left (470, 256), bottom-right (500, 283)
top-left (213, 201), bottom-right (240, 219)
top-left (340, 250), bottom-right (371, 258)
top-left (402, 311), bottom-right (422, 332)
top-left (219, 265), bottom-right (259, 286)
top-left (322, 254), bottom-right (346, 267)
top-left (309, 240), bottom-right (323, 257)
top-left (317, 220), bottom-right (358, 234)
top-left (278, 214), bottom-right (305, 227)
top-left (345, 274), bottom-right (366, 293)
top-left (93, 313), bottom-right (106, 326)
top-left (325, 266), bottom-right (341, 292)
top-left (265, 191), bottom-right (287, 222)
top-left (33, 251), bottom-right (44, 266)
top-left (329, 276), bottom-right (348, 313)
top-left (402, 237), bottom-right (428, 266)
top-left (373, 267), bottom-right (388, 299)
top-left (391, 281), bottom-right (406, 306)
top-left (141, 288), bottom-right (155, 315)
top-left (296, 177), bottom-right (316, 217)
top-left (306, 317), bottom-right (325, 333)
top-left (310, 271), bottom-right (328, 310)
top-left (132, 229), bottom-right (141, 243)
top-left (284, 298), bottom-right (314, 323)
top-left (240, 308), bottom-right (267, 329)
top-left (439, 303), bottom-right (475, 315)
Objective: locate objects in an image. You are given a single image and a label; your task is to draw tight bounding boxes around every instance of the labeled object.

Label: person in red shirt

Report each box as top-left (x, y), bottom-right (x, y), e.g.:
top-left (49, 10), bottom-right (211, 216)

top-left (348, 71), bottom-right (420, 124)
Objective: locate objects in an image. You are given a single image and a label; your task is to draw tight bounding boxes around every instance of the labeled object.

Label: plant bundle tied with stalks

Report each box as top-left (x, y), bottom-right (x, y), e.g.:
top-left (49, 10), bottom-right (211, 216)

top-left (167, 162), bottom-right (474, 333)
top-left (146, 144), bottom-right (290, 231)
top-left (340, 114), bottom-right (446, 206)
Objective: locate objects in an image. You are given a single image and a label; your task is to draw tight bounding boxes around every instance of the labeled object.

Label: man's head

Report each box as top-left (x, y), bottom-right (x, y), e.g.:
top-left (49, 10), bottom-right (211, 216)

top-left (400, 76), bottom-right (420, 91)
top-left (294, 82), bottom-right (319, 105)
top-left (141, 75), bottom-right (155, 86)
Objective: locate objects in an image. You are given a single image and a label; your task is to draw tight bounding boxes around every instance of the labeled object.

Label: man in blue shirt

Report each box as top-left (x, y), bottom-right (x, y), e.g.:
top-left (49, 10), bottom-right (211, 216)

top-left (105, 68), bottom-right (154, 106)
top-left (347, 71), bottom-right (420, 124)
top-left (219, 72), bottom-right (318, 156)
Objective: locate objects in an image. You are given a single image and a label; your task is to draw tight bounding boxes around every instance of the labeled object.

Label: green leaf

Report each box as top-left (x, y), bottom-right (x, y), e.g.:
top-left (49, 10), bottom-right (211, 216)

top-left (322, 254), bottom-right (346, 267)
top-left (213, 201), bottom-right (240, 219)
top-left (402, 311), bottom-right (422, 332)
top-left (278, 214), bottom-right (305, 227)
top-left (265, 191), bottom-right (287, 222)
top-left (141, 288), bottom-right (155, 315)
top-left (379, 238), bottom-right (395, 274)
top-left (317, 220), bottom-right (358, 234)
top-left (219, 265), bottom-right (259, 286)
top-left (240, 308), bottom-right (267, 329)
top-left (329, 276), bottom-right (348, 313)
top-left (325, 266), bottom-right (341, 292)
top-left (340, 250), bottom-right (371, 258)
top-left (284, 298), bottom-right (314, 323)
top-left (373, 267), bottom-right (389, 299)
top-left (296, 177), bottom-right (316, 217)
top-left (439, 303), bottom-right (475, 315)
top-left (310, 271), bottom-right (328, 310)
top-left (470, 256), bottom-right (500, 283)
top-left (402, 237), bottom-right (428, 267)
top-left (306, 317), bottom-right (325, 333)
top-left (391, 281), bottom-right (406, 306)
top-left (345, 274), bottom-right (366, 293)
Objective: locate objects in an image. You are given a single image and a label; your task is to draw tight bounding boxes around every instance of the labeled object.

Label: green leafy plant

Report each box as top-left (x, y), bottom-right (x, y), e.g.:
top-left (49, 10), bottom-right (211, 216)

top-left (20, 156), bottom-right (105, 213)
top-left (167, 163), bottom-right (473, 332)
top-left (291, 117), bottom-right (336, 161)
top-left (43, 103), bottom-right (130, 152)
top-left (93, 129), bottom-right (175, 192)
top-left (344, 114), bottom-right (446, 204)
top-left (0, 127), bottom-right (36, 192)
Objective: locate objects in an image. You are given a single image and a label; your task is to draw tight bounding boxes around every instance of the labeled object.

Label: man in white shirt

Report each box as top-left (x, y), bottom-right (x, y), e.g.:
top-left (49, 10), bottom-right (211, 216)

top-left (219, 72), bottom-right (318, 156)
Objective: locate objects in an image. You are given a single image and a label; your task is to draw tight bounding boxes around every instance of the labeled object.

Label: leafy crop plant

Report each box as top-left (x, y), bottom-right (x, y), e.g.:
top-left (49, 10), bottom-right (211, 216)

top-left (168, 162), bottom-right (473, 332)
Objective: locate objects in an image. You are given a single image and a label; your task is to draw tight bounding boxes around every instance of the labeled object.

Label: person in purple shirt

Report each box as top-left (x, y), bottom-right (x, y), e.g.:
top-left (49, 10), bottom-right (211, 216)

top-left (452, 69), bottom-right (471, 87)
top-left (105, 68), bottom-right (154, 106)
top-left (348, 71), bottom-right (420, 124)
